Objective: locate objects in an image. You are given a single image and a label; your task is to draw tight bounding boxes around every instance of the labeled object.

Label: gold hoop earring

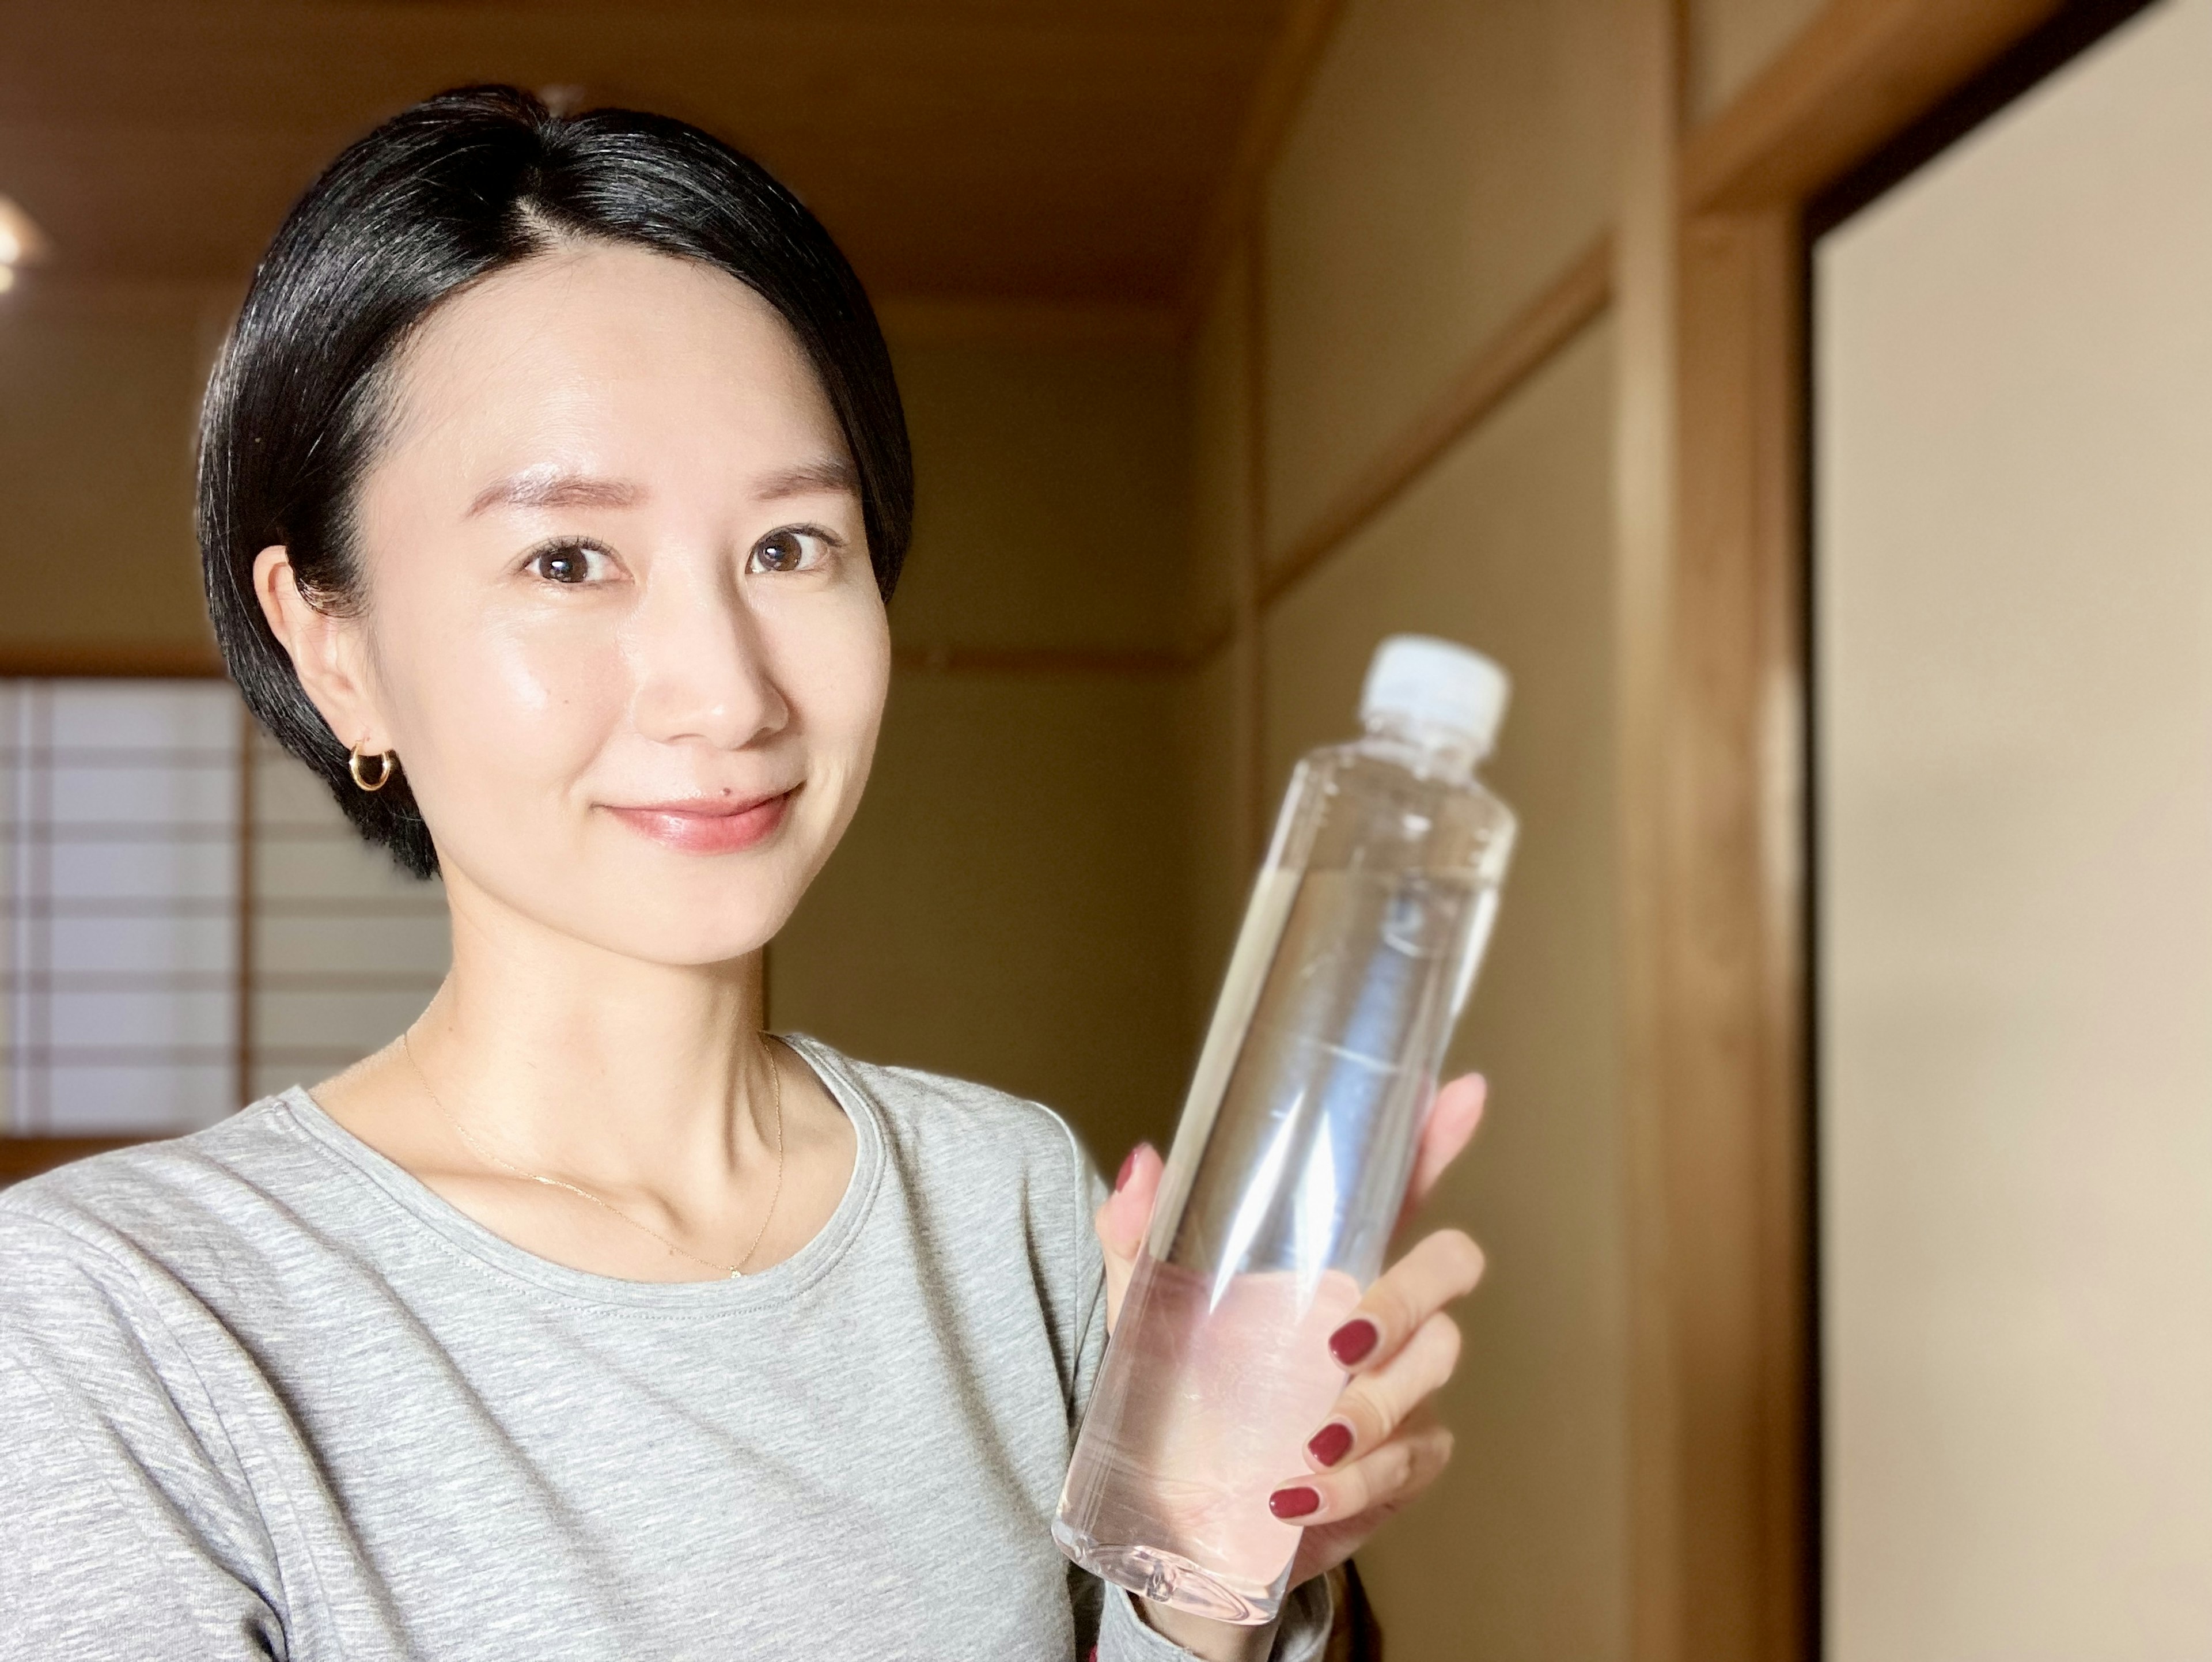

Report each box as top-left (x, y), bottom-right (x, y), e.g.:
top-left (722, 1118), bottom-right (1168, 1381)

top-left (349, 743), bottom-right (397, 793)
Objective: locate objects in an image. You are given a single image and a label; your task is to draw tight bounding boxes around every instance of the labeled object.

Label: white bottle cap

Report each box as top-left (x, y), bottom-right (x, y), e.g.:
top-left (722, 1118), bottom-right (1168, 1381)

top-left (1359, 634), bottom-right (1510, 755)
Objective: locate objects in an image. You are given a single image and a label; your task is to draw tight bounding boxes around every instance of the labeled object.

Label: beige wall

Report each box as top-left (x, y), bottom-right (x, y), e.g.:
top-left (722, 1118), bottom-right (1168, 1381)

top-left (880, 335), bottom-right (1189, 658)
top-left (1176, 250), bottom-right (1259, 1013)
top-left (774, 669), bottom-right (1192, 1160)
top-left (772, 330), bottom-right (1199, 1169)
top-left (0, 281), bottom-right (228, 663)
top-left (1261, 0), bottom-right (1617, 560)
top-left (1816, 1), bottom-right (2212, 1652)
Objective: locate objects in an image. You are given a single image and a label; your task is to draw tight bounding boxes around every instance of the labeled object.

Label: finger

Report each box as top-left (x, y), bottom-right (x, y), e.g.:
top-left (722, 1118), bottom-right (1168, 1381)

top-left (1325, 1227), bottom-right (1484, 1373)
top-left (1092, 1142), bottom-right (1162, 1332)
top-left (1304, 1310), bottom-right (1460, 1471)
top-left (1397, 1073), bottom-right (1486, 1229)
top-left (1268, 1415), bottom-right (1454, 1527)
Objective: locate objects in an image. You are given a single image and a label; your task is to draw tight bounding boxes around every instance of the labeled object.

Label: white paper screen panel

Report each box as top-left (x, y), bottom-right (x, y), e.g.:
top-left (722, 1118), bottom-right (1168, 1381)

top-left (0, 680), bottom-right (448, 1134)
top-left (1813, 0), bottom-right (2212, 1654)
top-left (1, 679), bottom-right (241, 1133)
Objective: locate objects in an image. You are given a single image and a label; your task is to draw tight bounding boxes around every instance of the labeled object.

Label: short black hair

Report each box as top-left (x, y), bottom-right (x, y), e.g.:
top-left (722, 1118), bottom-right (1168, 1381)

top-left (199, 84), bottom-right (912, 879)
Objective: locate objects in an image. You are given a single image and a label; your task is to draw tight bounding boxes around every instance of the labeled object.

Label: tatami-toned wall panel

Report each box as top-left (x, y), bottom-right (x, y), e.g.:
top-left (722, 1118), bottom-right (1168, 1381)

top-left (1261, 0), bottom-right (1617, 561)
top-left (777, 332), bottom-right (1199, 1168)
top-left (886, 337), bottom-right (1189, 657)
top-left (1182, 251), bottom-right (1253, 654)
top-left (0, 283), bottom-right (227, 662)
top-left (1264, 321), bottom-right (1624, 1662)
top-left (772, 669), bottom-right (1194, 1169)
top-left (1172, 645), bottom-right (1250, 1042)
top-left (1175, 248), bottom-right (1260, 1036)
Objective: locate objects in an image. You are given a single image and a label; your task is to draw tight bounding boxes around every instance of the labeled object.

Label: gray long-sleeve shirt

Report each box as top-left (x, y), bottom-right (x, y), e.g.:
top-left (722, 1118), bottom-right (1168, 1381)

top-left (0, 1035), bottom-right (1328, 1660)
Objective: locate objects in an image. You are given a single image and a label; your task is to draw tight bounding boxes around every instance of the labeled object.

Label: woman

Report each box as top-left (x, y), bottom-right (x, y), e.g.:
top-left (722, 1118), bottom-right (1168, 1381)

top-left (0, 88), bottom-right (1486, 1662)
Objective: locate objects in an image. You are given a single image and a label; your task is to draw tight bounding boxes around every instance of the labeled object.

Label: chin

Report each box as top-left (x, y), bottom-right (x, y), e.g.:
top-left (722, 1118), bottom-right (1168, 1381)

top-left (440, 822), bottom-right (817, 968)
top-left (583, 895), bottom-right (789, 967)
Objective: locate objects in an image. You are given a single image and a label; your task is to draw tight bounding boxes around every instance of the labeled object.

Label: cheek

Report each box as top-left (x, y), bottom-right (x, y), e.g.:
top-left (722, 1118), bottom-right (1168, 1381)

top-left (787, 604), bottom-right (891, 778)
top-left (376, 592), bottom-right (628, 811)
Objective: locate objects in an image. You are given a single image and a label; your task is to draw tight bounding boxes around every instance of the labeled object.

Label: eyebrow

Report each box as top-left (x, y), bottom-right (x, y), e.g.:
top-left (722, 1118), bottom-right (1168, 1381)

top-left (754, 457), bottom-right (860, 501)
top-left (464, 457), bottom-right (859, 518)
top-left (467, 469), bottom-right (643, 517)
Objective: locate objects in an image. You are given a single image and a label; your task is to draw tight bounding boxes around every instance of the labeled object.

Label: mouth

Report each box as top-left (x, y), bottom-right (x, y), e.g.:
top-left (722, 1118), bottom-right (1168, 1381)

top-left (602, 786), bottom-right (797, 855)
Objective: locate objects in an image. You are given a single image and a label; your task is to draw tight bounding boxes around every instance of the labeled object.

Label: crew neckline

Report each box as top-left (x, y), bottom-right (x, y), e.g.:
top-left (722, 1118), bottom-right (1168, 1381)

top-left (275, 1031), bottom-right (884, 1312)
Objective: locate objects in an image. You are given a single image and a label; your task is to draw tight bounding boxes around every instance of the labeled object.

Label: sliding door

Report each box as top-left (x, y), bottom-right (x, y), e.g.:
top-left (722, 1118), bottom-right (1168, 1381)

top-left (1813, 1), bottom-right (2212, 1654)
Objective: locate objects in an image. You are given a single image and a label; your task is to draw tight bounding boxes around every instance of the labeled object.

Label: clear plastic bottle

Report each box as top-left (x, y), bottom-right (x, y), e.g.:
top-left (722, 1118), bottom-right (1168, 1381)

top-left (1054, 635), bottom-right (1518, 1626)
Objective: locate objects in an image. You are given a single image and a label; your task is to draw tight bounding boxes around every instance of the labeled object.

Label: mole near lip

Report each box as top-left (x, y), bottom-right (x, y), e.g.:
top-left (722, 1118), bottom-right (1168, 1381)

top-left (604, 788), bottom-right (794, 854)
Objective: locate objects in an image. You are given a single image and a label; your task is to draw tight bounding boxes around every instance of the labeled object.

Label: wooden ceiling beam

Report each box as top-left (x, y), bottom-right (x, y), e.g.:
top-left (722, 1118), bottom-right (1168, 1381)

top-left (1681, 0), bottom-right (2070, 213)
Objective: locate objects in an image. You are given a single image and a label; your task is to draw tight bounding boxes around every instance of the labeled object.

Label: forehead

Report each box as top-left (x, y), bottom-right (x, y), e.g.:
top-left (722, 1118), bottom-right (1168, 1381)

top-left (374, 243), bottom-right (843, 479)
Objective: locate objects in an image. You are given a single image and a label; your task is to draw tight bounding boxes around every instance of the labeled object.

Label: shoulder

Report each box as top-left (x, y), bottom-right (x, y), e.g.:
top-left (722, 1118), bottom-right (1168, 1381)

top-left (0, 1095), bottom-right (332, 1301)
top-left (793, 1036), bottom-right (1105, 1209)
top-left (789, 1038), bottom-right (1111, 1406)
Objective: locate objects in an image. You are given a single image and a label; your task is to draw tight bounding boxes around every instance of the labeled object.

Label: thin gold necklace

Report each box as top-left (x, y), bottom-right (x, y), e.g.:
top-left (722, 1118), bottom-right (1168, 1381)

top-left (400, 1028), bottom-right (785, 1279)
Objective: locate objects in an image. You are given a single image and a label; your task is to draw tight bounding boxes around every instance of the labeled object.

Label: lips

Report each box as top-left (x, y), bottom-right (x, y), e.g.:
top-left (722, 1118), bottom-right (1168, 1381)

top-left (603, 788), bottom-right (795, 855)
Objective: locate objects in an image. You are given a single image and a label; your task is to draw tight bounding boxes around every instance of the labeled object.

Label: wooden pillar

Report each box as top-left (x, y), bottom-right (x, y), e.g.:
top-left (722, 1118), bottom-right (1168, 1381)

top-left (1669, 205), bottom-right (1811, 1662)
top-left (1614, 0), bottom-right (1689, 1650)
top-left (1619, 3), bottom-right (1810, 1658)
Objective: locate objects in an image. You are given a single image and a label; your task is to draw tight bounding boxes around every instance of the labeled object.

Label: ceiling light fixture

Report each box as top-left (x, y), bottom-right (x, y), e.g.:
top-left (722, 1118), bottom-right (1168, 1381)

top-left (0, 195), bottom-right (53, 293)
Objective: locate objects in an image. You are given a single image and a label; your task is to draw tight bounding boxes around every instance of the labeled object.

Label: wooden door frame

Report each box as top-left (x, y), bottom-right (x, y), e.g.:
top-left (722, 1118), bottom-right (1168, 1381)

top-left (1620, 1), bottom-right (2161, 1657)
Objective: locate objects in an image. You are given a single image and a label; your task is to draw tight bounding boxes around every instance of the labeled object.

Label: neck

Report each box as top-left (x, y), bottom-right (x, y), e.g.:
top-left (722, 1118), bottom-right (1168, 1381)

top-left (403, 866), bottom-right (778, 1192)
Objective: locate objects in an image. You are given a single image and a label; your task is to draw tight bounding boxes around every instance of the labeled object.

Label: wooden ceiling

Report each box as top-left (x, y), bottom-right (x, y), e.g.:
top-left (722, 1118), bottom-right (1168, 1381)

top-left (0, 0), bottom-right (1300, 309)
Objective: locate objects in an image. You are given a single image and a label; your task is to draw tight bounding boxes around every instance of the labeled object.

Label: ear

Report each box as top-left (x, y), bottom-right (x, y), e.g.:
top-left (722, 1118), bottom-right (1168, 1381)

top-left (251, 546), bottom-right (388, 754)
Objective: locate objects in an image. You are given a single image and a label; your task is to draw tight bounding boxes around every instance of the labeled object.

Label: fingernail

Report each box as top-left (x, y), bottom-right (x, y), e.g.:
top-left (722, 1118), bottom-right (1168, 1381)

top-left (1306, 1421), bottom-right (1354, 1468)
top-left (1115, 1146), bottom-right (1141, 1192)
top-left (1329, 1318), bottom-right (1379, 1366)
top-left (1269, 1485), bottom-right (1321, 1520)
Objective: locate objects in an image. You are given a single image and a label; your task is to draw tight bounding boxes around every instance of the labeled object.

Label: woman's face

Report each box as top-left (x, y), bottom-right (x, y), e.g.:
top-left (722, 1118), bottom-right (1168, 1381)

top-left (300, 243), bottom-right (891, 964)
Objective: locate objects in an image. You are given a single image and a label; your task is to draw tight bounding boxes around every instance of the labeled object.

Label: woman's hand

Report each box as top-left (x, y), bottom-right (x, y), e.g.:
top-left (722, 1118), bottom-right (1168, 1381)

top-left (1092, 1074), bottom-right (1489, 1655)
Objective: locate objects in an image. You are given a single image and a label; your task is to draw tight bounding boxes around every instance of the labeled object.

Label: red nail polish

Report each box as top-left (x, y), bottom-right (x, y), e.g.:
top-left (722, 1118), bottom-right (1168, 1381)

top-left (1307, 1421), bottom-right (1354, 1467)
top-left (1115, 1146), bottom-right (1139, 1192)
top-left (1269, 1485), bottom-right (1321, 1520)
top-left (1329, 1318), bottom-right (1379, 1366)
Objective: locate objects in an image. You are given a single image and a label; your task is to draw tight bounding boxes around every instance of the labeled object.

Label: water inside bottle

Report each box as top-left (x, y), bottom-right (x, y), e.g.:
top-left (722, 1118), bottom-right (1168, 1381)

top-left (1053, 1254), bottom-right (1361, 1622)
top-left (1056, 857), bottom-right (1490, 1622)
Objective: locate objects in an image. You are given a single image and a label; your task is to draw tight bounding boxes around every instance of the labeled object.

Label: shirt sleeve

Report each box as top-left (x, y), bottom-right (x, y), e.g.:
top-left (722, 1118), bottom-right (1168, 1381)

top-left (1059, 1138), bottom-right (1336, 1662)
top-left (0, 1209), bottom-right (284, 1661)
top-left (1095, 1577), bottom-right (1334, 1662)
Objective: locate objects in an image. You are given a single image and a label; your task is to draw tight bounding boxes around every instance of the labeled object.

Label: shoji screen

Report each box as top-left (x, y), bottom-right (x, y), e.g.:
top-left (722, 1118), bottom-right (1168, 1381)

top-left (0, 678), bottom-right (447, 1134)
top-left (1813, 0), bottom-right (2212, 1654)
top-left (0, 679), bottom-right (240, 1132)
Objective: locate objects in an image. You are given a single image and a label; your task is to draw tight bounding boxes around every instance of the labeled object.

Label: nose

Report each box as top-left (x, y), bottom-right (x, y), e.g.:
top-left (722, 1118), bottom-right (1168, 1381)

top-left (625, 550), bottom-right (789, 751)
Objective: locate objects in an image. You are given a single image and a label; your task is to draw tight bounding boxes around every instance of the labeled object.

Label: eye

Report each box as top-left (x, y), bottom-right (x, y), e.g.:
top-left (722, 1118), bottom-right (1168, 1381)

top-left (525, 538), bottom-right (615, 586)
top-left (748, 526), bottom-right (836, 576)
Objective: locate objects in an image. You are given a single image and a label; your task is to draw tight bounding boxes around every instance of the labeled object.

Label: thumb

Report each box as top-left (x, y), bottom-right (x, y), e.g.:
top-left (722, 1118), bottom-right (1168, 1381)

top-left (1093, 1142), bottom-right (1163, 1334)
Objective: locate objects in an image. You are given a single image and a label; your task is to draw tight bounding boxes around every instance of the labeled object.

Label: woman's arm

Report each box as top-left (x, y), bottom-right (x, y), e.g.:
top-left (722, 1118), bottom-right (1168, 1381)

top-left (0, 1210), bottom-right (282, 1659)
